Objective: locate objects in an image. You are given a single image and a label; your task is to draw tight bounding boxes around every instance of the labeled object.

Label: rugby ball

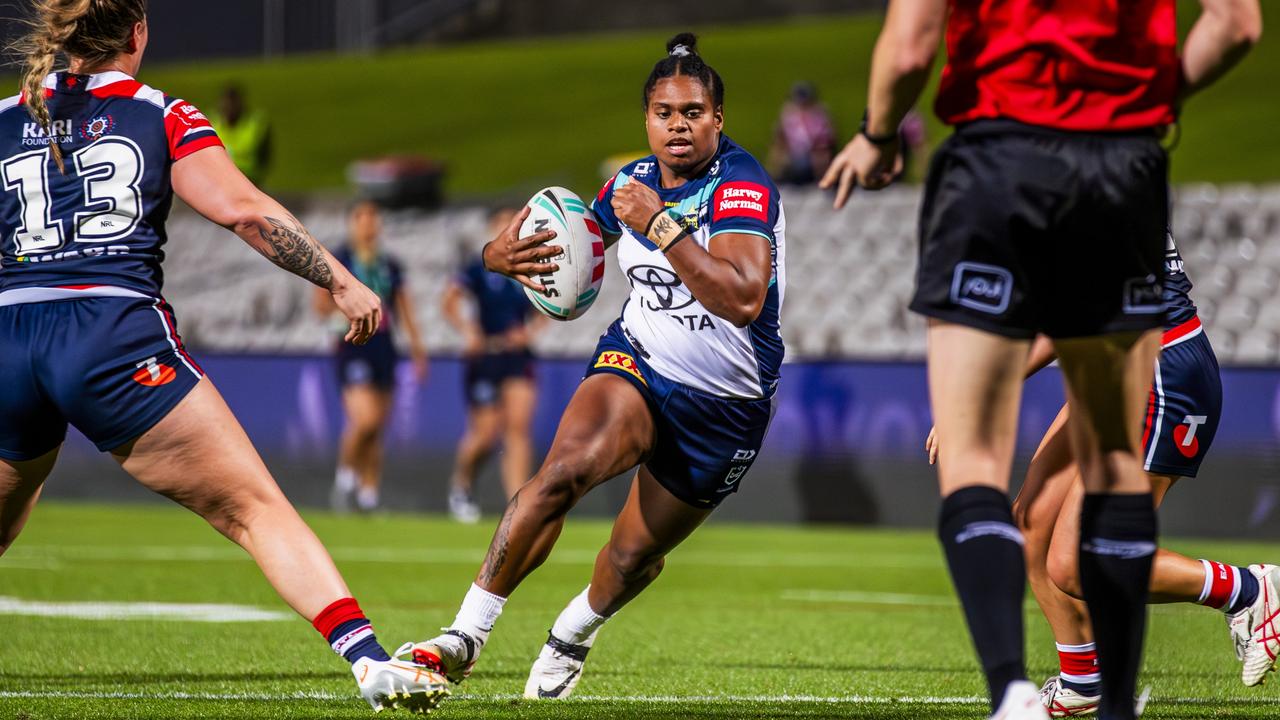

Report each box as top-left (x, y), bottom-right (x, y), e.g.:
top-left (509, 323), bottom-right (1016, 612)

top-left (520, 186), bottom-right (606, 321)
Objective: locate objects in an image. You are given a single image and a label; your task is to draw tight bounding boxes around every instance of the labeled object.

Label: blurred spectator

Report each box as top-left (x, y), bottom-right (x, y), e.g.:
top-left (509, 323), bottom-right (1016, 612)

top-left (212, 85), bottom-right (272, 185)
top-left (315, 201), bottom-right (428, 514)
top-left (768, 81), bottom-right (838, 186)
top-left (441, 207), bottom-right (546, 523)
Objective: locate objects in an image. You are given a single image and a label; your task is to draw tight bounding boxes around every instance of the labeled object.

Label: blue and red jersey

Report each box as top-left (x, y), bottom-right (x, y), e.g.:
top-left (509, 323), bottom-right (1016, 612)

top-left (0, 71), bottom-right (221, 302)
top-left (456, 256), bottom-right (531, 337)
top-left (936, 0), bottom-right (1180, 131)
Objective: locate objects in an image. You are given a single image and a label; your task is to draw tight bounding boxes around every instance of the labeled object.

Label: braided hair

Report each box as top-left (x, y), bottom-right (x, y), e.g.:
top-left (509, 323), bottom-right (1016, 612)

top-left (13, 0), bottom-right (147, 171)
top-left (642, 32), bottom-right (724, 110)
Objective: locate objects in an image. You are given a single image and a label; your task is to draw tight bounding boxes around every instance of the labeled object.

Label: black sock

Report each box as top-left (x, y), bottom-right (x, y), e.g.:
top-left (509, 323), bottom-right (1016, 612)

top-left (1079, 493), bottom-right (1157, 720)
top-left (938, 486), bottom-right (1027, 712)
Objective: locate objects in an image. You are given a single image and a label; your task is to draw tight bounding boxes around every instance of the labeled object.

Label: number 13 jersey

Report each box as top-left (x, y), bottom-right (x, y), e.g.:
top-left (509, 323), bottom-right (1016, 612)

top-left (592, 136), bottom-right (787, 400)
top-left (0, 71), bottom-right (222, 302)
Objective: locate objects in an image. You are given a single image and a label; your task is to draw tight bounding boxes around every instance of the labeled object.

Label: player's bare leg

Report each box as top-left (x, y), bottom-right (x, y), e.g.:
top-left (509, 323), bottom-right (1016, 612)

top-left (112, 377), bottom-right (446, 712)
top-left (525, 465), bottom-right (711, 698)
top-left (927, 321), bottom-right (1043, 717)
top-left (449, 403), bottom-right (501, 522)
top-left (338, 384), bottom-right (391, 512)
top-left (499, 378), bottom-right (537, 500)
top-left (414, 373), bottom-right (655, 683)
top-left (0, 449), bottom-right (59, 557)
top-left (1054, 330), bottom-right (1159, 720)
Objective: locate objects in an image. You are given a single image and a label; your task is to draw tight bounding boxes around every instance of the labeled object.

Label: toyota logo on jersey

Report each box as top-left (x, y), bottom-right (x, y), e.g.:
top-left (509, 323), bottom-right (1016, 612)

top-left (626, 265), bottom-right (694, 312)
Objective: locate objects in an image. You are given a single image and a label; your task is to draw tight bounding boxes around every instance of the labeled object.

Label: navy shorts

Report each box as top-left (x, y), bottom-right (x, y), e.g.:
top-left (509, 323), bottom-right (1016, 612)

top-left (464, 350), bottom-right (534, 407)
top-left (0, 297), bottom-right (204, 460)
top-left (585, 322), bottom-right (775, 509)
top-left (1142, 319), bottom-right (1221, 478)
top-left (336, 332), bottom-right (397, 390)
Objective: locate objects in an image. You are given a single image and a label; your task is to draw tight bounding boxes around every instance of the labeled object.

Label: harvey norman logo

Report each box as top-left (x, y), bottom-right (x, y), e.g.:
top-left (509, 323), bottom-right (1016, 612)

top-left (714, 181), bottom-right (769, 222)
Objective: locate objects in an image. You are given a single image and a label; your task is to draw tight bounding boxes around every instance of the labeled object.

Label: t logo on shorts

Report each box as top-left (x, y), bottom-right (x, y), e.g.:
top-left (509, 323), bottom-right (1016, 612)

top-left (1173, 414), bottom-right (1208, 458)
top-left (950, 262), bottom-right (1012, 314)
top-left (132, 356), bottom-right (176, 387)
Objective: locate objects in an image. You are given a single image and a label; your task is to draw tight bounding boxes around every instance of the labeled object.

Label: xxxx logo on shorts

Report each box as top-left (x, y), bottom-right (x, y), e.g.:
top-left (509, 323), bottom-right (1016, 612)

top-left (595, 351), bottom-right (646, 386)
top-left (132, 356), bottom-right (177, 387)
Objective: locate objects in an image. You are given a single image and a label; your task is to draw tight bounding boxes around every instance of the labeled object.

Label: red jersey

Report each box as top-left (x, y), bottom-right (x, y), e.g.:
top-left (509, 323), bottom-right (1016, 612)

top-left (935, 0), bottom-right (1180, 131)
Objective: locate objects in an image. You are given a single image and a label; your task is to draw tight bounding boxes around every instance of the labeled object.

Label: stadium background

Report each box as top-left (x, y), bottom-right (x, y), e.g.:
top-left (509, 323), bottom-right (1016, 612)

top-left (4, 0), bottom-right (1279, 538)
top-left (1, 3), bottom-right (1279, 719)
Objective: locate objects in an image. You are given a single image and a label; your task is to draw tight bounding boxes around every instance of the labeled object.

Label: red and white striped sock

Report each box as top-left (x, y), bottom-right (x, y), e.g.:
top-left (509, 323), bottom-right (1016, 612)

top-left (1057, 642), bottom-right (1101, 695)
top-left (1197, 560), bottom-right (1242, 611)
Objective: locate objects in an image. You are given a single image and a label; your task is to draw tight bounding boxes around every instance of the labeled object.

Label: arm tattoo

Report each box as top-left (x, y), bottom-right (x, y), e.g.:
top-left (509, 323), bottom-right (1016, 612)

top-left (256, 215), bottom-right (334, 288)
top-left (479, 492), bottom-right (519, 584)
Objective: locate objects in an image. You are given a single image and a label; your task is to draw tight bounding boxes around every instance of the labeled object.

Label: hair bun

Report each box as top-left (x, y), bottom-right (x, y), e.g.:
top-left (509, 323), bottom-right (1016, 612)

top-left (666, 32), bottom-right (699, 57)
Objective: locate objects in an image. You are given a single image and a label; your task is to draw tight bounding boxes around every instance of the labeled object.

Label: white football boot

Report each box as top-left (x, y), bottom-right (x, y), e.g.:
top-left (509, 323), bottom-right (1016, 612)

top-left (992, 680), bottom-right (1051, 720)
top-left (352, 653), bottom-right (449, 714)
top-left (523, 631), bottom-right (595, 699)
top-left (447, 489), bottom-right (481, 525)
top-left (1227, 564), bottom-right (1280, 686)
top-left (1038, 676), bottom-right (1100, 717)
top-left (406, 630), bottom-right (483, 684)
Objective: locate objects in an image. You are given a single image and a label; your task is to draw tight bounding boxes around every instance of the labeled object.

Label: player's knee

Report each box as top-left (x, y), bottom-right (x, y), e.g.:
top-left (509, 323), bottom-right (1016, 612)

top-left (607, 542), bottom-right (665, 583)
top-left (1047, 547), bottom-right (1083, 599)
top-left (529, 454), bottom-right (598, 515)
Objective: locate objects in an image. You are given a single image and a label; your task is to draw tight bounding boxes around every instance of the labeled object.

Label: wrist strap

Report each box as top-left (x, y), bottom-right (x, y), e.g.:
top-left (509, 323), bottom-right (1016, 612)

top-left (859, 110), bottom-right (898, 146)
top-left (645, 208), bottom-right (689, 254)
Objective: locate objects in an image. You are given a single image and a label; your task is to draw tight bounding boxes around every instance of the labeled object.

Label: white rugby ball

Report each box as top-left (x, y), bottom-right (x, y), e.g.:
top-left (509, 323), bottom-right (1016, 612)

top-left (520, 186), bottom-right (606, 321)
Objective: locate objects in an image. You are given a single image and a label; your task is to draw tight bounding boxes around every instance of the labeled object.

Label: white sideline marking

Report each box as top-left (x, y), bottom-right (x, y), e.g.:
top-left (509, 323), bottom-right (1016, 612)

top-left (0, 597), bottom-right (292, 622)
top-left (782, 589), bottom-right (957, 606)
top-left (0, 690), bottom-right (1265, 707)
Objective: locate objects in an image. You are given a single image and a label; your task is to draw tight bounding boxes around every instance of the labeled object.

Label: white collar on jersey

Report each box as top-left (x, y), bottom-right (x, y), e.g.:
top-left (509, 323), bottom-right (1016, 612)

top-left (43, 70), bottom-right (135, 90)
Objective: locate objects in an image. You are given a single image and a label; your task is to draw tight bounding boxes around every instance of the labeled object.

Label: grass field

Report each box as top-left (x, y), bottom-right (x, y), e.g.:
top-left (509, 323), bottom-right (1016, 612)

top-left (1, 503), bottom-right (1278, 719)
top-left (104, 1), bottom-right (1280, 195)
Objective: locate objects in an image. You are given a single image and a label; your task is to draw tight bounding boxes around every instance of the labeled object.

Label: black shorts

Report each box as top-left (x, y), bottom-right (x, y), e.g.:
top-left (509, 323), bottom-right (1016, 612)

top-left (464, 350), bottom-right (534, 407)
top-left (911, 120), bottom-right (1169, 339)
top-left (336, 333), bottom-right (397, 390)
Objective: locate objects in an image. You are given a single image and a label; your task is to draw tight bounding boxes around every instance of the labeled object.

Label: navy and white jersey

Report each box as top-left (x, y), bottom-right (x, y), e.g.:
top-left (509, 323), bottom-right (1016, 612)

top-left (457, 256), bottom-right (531, 337)
top-left (592, 136), bottom-right (786, 400)
top-left (0, 71), bottom-right (221, 303)
top-left (1163, 232), bottom-right (1197, 333)
top-left (332, 245), bottom-right (403, 336)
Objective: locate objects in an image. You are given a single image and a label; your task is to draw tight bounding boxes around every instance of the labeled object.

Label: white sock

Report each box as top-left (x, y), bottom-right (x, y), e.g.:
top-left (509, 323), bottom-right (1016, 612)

top-left (550, 586), bottom-right (610, 646)
top-left (452, 583), bottom-right (507, 642)
top-left (334, 466), bottom-right (357, 492)
top-left (356, 486), bottom-right (379, 510)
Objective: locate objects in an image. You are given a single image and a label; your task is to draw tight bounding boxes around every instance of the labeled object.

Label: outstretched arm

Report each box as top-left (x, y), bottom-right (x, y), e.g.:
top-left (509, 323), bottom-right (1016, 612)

top-left (820, 0), bottom-right (948, 207)
top-left (171, 146), bottom-right (381, 344)
top-left (1182, 0), bottom-right (1262, 100)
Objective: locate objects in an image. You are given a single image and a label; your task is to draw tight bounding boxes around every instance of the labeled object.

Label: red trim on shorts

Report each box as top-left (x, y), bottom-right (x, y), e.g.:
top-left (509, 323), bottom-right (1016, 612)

top-left (157, 299), bottom-right (203, 375)
top-left (1140, 386), bottom-right (1157, 452)
top-left (1161, 316), bottom-right (1202, 348)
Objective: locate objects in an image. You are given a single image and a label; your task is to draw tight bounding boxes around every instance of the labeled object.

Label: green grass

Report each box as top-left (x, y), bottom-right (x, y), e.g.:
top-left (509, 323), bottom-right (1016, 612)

top-left (104, 2), bottom-right (1278, 196)
top-left (1, 502), bottom-right (1278, 718)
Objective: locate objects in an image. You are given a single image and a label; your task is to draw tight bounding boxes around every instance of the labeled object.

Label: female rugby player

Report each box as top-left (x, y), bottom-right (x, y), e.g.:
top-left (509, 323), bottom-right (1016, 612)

top-left (441, 207), bottom-right (543, 523)
top-left (316, 200), bottom-right (427, 514)
top-left (0, 1), bottom-right (445, 712)
top-left (822, 2), bottom-right (1260, 718)
top-left (927, 234), bottom-right (1279, 715)
top-left (409, 33), bottom-right (786, 699)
